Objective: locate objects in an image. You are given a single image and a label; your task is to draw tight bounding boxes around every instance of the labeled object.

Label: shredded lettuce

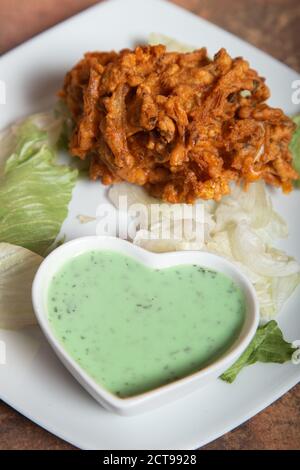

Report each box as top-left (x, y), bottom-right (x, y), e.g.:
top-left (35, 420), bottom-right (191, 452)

top-left (0, 109), bottom-right (78, 256)
top-left (290, 114), bottom-right (300, 186)
top-left (221, 321), bottom-right (296, 383)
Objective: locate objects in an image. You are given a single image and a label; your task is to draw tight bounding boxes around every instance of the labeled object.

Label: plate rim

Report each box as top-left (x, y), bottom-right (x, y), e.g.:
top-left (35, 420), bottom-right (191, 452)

top-left (1, 372), bottom-right (299, 449)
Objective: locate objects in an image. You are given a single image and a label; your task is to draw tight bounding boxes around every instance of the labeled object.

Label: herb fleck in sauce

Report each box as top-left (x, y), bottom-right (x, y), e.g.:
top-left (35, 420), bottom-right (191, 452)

top-left (48, 250), bottom-right (246, 397)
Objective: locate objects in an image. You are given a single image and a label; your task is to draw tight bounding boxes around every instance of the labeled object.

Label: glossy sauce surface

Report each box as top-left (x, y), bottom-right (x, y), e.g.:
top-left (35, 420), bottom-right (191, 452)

top-left (48, 250), bottom-right (246, 397)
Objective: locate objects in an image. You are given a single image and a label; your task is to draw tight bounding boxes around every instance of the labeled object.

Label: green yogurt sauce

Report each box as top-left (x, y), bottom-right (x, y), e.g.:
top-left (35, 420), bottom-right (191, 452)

top-left (48, 249), bottom-right (246, 397)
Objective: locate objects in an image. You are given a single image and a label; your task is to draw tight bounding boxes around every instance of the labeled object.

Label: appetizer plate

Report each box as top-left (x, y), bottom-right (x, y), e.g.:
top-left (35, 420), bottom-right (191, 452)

top-left (0, 0), bottom-right (299, 450)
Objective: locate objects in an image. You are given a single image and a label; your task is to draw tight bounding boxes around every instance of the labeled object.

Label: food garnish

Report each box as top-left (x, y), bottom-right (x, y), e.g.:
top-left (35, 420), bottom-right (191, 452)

top-left (0, 243), bottom-right (41, 329)
top-left (0, 109), bottom-right (78, 256)
top-left (221, 320), bottom-right (297, 383)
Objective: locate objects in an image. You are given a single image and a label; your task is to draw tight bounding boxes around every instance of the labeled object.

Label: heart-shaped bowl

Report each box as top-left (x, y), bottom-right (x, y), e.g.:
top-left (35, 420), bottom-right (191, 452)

top-left (32, 236), bottom-right (259, 416)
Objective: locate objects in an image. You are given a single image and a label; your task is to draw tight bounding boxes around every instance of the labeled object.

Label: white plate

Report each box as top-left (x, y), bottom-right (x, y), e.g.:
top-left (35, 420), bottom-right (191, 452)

top-left (0, 0), bottom-right (299, 450)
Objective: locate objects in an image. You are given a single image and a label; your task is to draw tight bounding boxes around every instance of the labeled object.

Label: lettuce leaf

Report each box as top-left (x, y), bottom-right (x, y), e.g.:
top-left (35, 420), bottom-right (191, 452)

top-left (0, 110), bottom-right (78, 256)
top-left (290, 114), bottom-right (300, 186)
top-left (221, 321), bottom-right (296, 383)
top-left (0, 243), bottom-right (42, 329)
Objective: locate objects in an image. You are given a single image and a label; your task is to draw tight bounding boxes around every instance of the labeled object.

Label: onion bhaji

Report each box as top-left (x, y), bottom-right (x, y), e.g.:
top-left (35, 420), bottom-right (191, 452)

top-left (60, 45), bottom-right (298, 203)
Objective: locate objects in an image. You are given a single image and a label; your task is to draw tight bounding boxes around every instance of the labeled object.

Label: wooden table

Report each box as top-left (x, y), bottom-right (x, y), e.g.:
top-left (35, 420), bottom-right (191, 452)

top-left (0, 0), bottom-right (299, 451)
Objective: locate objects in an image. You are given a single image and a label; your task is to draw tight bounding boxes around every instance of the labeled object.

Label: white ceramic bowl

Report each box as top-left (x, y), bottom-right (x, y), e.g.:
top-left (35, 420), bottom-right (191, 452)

top-left (32, 236), bottom-right (259, 416)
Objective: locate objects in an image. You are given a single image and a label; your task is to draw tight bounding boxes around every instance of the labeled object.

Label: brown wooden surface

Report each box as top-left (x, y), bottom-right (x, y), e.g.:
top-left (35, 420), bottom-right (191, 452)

top-left (0, 0), bottom-right (299, 451)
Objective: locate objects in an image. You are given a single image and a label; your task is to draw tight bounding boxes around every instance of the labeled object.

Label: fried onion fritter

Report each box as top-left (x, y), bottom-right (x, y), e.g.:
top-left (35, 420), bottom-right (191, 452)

top-left (60, 45), bottom-right (298, 203)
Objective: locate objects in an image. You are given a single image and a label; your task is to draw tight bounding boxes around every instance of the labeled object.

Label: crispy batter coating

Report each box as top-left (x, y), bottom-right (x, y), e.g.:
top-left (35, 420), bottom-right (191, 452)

top-left (60, 45), bottom-right (298, 203)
